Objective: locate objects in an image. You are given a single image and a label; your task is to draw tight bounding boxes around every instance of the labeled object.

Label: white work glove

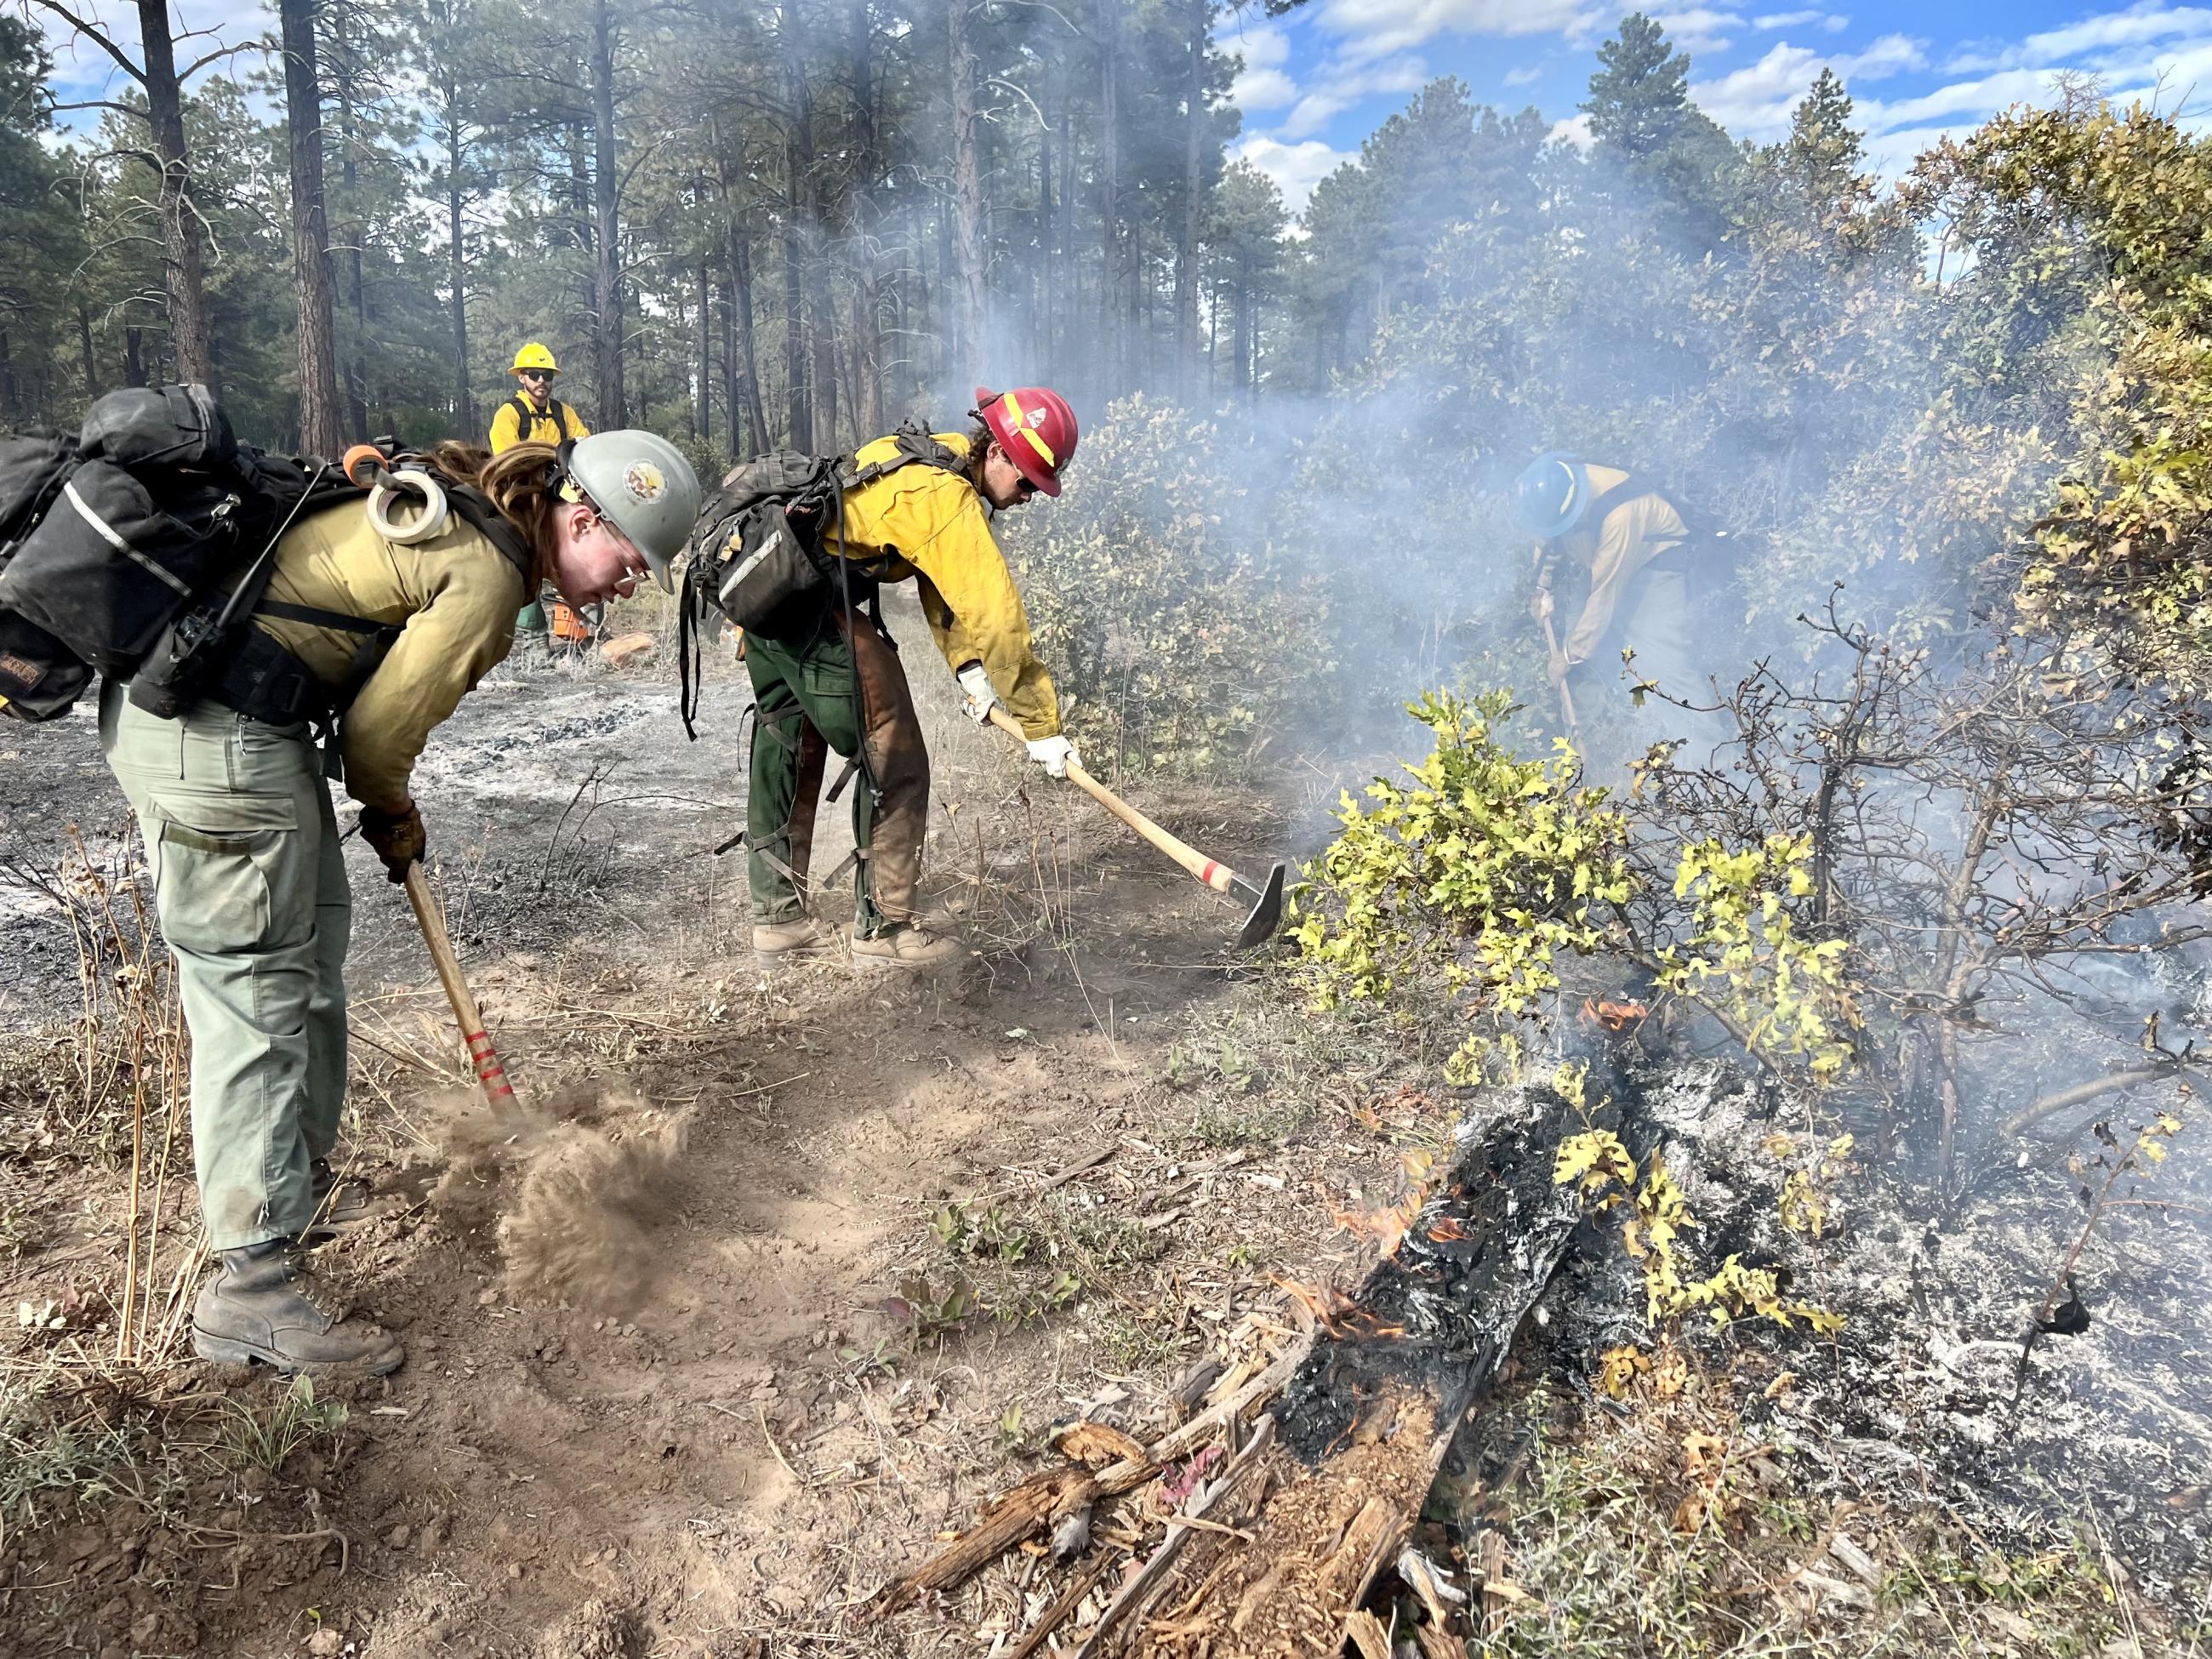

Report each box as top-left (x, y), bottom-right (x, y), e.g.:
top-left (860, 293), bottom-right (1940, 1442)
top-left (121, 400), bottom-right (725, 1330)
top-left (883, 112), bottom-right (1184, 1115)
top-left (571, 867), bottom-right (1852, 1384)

top-left (957, 663), bottom-right (998, 725)
top-left (1028, 735), bottom-right (1079, 779)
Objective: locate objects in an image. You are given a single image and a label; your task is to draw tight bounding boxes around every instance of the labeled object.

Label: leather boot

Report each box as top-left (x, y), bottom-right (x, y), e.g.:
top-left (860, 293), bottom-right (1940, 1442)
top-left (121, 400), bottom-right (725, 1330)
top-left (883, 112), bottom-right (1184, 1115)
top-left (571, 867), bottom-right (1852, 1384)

top-left (299, 1158), bottom-right (383, 1246)
top-left (193, 1240), bottom-right (405, 1376)
top-left (753, 915), bottom-right (838, 968)
top-left (851, 921), bottom-right (962, 970)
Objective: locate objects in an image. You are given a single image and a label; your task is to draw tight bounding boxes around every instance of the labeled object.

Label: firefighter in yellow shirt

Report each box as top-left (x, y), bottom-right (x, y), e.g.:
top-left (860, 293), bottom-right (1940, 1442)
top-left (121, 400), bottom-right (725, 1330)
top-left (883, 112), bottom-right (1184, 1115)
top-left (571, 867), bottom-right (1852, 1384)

top-left (738, 386), bottom-right (1080, 971)
top-left (492, 343), bottom-right (592, 644)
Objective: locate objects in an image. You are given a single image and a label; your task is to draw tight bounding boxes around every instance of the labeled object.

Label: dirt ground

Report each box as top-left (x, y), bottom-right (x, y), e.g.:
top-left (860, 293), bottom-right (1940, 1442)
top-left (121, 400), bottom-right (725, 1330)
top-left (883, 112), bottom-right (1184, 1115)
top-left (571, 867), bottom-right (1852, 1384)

top-left (0, 611), bottom-right (1393, 1657)
top-left (4, 609), bottom-right (2210, 1657)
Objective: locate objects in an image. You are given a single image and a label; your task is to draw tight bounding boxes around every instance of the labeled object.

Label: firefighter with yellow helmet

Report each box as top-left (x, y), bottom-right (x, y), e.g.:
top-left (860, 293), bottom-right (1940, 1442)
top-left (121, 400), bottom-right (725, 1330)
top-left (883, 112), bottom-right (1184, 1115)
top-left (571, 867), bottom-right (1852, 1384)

top-left (492, 344), bottom-right (594, 646)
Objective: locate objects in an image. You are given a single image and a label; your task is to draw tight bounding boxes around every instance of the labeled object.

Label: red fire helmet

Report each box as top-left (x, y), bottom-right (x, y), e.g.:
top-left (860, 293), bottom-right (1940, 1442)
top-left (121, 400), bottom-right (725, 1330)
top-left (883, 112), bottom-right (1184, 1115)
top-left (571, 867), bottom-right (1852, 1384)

top-left (975, 385), bottom-right (1078, 497)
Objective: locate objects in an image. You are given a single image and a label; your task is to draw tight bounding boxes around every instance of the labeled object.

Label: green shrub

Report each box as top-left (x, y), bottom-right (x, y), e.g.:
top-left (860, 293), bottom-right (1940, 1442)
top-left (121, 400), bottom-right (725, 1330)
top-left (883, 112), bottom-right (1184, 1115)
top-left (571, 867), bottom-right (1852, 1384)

top-left (1290, 688), bottom-right (1633, 1080)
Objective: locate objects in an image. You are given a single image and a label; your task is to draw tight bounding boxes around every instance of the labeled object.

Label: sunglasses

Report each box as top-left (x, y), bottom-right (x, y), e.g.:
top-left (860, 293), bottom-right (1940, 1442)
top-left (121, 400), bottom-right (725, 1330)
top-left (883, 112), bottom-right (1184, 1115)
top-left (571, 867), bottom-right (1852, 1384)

top-left (519, 369), bottom-right (553, 383)
top-left (1013, 476), bottom-right (1039, 499)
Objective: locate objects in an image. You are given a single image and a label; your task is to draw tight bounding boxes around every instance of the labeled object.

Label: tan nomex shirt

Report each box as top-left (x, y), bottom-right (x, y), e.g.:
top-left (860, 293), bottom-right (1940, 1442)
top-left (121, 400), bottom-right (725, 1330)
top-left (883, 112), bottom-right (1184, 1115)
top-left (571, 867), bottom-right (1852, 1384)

top-left (819, 430), bottom-right (1063, 739)
top-left (247, 501), bottom-right (531, 810)
top-left (1559, 465), bottom-right (1690, 669)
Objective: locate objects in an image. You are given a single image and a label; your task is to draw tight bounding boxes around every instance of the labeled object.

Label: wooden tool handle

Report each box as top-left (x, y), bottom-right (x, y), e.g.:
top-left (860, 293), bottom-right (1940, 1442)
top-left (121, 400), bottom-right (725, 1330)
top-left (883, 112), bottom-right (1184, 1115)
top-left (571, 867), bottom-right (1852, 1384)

top-left (985, 706), bottom-right (1235, 894)
top-left (1540, 613), bottom-right (1579, 730)
top-left (403, 864), bottom-right (516, 1108)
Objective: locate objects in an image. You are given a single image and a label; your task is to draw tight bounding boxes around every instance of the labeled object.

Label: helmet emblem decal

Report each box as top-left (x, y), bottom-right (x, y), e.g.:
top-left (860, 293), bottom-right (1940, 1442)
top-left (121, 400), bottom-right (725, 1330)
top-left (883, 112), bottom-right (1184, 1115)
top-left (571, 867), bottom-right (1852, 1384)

top-left (623, 461), bottom-right (666, 503)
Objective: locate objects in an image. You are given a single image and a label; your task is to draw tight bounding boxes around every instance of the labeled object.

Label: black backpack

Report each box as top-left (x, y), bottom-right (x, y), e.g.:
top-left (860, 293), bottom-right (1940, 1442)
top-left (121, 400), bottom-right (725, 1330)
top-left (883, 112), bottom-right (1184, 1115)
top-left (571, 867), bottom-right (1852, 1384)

top-left (0, 385), bottom-right (532, 726)
top-left (675, 425), bottom-right (967, 736)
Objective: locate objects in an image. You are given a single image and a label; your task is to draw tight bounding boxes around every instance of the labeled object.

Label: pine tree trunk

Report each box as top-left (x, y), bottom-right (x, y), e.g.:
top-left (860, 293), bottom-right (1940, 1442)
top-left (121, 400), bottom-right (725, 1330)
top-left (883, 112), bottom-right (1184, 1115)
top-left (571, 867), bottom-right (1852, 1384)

top-left (720, 273), bottom-right (740, 464)
top-left (949, 0), bottom-right (988, 382)
top-left (329, 0), bottom-right (371, 436)
top-left (281, 0), bottom-right (343, 456)
top-left (1038, 75), bottom-right (1056, 381)
top-left (1097, 0), bottom-right (1122, 395)
top-left (1174, 3), bottom-right (1205, 398)
top-left (780, 14), bottom-right (815, 452)
top-left (695, 259), bottom-right (711, 444)
top-left (77, 305), bottom-right (98, 402)
top-left (847, 0), bottom-right (883, 435)
top-left (782, 150), bottom-right (811, 450)
top-left (590, 0), bottom-right (624, 425)
top-left (448, 112), bottom-right (472, 436)
top-left (136, 0), bottom-right (214, 387)
top-left (1235, 255), bottom-right (1253, 396)
top-left (125, 326), bottom-right (145, 388)
top-left (731, 231), bottom-right (768, 456)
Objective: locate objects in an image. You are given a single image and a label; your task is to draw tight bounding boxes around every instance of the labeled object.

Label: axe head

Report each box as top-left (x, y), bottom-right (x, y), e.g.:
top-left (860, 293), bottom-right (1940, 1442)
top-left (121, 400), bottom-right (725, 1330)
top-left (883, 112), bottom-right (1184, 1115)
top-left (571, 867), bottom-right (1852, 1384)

top-left (1230, 861), bottom-right (1288, 949)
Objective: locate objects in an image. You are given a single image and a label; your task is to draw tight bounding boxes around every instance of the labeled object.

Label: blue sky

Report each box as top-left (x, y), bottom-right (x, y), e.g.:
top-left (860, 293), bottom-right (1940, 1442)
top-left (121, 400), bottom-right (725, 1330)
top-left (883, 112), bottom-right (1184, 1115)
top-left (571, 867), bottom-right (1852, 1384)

top-left (1221, 1), bottom-right (2212, 210)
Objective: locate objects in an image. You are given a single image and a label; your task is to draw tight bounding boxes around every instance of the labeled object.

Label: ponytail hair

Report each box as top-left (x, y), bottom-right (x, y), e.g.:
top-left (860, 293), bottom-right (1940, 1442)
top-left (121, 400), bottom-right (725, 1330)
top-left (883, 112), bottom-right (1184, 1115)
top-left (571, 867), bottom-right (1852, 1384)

top-left (425, 440), bottom-right (567, 575)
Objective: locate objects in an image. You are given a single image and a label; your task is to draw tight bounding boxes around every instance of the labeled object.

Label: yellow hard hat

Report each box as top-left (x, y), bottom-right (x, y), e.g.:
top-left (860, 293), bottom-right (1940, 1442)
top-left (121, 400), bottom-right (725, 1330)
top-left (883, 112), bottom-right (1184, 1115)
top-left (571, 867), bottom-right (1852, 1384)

top-left (512, 342), bottom-right (559, 375)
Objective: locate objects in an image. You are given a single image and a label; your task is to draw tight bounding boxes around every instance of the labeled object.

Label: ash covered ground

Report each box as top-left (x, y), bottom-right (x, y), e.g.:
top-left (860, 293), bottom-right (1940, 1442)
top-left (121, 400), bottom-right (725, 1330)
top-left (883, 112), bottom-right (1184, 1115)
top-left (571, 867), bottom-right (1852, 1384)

top-left (1531, 1043), bottom-right (2212, 1616)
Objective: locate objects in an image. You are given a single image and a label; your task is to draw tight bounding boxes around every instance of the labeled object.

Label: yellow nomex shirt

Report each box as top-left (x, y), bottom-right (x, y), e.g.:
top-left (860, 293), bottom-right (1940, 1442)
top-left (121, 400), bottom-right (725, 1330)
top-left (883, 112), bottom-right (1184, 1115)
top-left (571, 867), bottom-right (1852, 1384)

top-left (818, 431), bottom-right (1063, 739)
top-left (487, 392), bottom-right (590, 453)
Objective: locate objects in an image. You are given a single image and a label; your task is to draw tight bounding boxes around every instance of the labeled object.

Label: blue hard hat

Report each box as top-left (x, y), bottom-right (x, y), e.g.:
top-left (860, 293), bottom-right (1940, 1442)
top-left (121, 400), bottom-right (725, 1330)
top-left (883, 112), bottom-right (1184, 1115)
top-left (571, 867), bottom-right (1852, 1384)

top-left (1515, 451), bottom-right (1590, 540)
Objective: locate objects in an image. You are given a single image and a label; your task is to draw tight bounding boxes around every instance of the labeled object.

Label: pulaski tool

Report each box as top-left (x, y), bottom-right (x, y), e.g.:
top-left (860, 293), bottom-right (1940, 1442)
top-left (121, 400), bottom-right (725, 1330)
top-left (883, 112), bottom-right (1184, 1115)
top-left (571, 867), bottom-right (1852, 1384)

top-left (985, 705), bottom-right (1286, 948)
top-left (402, 864), bottom-right (518, 1109)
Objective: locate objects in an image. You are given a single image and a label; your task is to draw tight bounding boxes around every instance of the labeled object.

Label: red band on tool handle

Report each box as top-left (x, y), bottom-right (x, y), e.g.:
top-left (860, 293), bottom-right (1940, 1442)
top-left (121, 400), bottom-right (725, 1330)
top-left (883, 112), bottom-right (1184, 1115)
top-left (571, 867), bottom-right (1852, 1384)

top-left (1200, 860), bottom-right (1223, 887)
top-left (463, 1029), bottom-right (516, 1101)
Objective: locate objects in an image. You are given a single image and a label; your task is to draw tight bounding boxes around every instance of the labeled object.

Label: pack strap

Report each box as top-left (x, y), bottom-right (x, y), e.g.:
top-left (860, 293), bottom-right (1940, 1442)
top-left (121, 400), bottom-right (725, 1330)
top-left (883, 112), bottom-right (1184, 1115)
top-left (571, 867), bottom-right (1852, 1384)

top-left (256, 599), bottom-right (390, 635)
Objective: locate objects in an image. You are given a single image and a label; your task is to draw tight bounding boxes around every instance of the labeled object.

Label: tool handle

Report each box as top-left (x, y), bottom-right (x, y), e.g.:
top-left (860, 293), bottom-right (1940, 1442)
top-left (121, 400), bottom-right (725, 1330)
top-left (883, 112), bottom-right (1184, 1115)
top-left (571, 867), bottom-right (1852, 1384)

top-left (402, 864), bottom-right (516, 1109)
top-left (986, 706), bottom-right (1235, 894)
top-left (1540, 613), bottom-right (1579, 730)
top-left (340, 442), bottom-right (390, 488)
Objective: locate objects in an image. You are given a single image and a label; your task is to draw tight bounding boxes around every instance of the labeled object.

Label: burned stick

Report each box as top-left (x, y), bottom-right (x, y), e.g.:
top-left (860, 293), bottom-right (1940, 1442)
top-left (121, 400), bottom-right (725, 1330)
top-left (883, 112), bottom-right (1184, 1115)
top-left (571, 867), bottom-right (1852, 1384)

top-left (1071, 1414), bottom-right (1279, 1659)
top-left (1007, 1547), bottom-right (1122, 1659)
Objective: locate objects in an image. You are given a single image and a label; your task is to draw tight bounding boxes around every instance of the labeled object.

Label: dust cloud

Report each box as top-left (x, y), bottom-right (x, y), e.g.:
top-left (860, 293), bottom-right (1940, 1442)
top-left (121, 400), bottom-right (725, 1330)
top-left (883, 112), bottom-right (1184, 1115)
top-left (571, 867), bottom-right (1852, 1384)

top-left (430, 1083), bottom-right (693, 1314)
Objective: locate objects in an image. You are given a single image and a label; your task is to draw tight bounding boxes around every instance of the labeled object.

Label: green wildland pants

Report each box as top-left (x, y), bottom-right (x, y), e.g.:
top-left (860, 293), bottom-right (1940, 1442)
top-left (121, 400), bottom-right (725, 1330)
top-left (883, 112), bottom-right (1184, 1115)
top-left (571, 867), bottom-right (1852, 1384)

top-left (744, 613), bottom-right (928, 938)
top-left (99, 681), bottom-right (350, 1250)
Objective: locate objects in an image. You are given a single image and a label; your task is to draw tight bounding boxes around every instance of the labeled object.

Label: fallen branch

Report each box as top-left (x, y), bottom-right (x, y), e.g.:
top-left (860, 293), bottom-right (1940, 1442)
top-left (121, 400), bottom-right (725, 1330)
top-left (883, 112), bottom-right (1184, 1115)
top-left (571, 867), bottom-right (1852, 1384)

top-left (2001, 1063), bottom-right (2193, 1138)
top-left (866, 1465), bottom-right (1100, 1616)
top-left (1073, 1414), bottom-right (1278, 1659)
top-left (864, 1332), bottom-right (1312, 1619)
top-left (1008, 1546), bottom-right (1122, 1659)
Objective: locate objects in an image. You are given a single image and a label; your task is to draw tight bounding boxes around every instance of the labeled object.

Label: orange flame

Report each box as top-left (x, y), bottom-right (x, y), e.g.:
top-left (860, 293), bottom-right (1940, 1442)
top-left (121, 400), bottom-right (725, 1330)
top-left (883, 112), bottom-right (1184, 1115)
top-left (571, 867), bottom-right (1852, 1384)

top-left (1579, 995), bottom-right (1650, 1033)
top-left (1270, 1274), bottom-right (1405, 1340)
top-left (1329, 1149), bottom-right (1439, 1260)
top-left (1426, 1216), bottom-right (1471, 1242)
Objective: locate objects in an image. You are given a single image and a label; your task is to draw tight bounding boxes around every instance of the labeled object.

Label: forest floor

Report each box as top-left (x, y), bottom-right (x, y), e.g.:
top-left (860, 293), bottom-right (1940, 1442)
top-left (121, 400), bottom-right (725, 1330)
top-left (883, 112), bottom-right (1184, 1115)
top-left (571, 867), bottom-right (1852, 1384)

top-left (0, 607), bottom-right (2207, 1656)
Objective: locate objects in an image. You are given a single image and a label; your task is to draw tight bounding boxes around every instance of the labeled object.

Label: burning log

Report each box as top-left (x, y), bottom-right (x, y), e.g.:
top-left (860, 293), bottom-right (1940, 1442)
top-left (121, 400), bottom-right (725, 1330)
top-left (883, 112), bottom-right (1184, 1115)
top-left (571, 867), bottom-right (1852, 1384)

top-left (866, 1088), bottom-right (1593, 1654)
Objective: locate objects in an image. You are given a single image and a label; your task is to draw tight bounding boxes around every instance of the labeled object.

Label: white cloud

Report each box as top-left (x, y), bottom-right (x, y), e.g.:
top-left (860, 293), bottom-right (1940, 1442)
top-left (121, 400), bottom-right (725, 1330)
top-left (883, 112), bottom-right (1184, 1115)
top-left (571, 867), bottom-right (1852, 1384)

top-left (1550, 112), bottom-right (1595, 151)
top-left (1949, 3), bottom-right (2212, 73)
top-left (1855, 66), bottom-right (2079, 130)
top-left (1280, 55), bottom-right (1431, 139)
top-left (1690, 32), bottom-right (1925, 139)
top-left (1657, 9), bottom-right (1745, 54)
top-left (1220, 19), bottom-right (1301, 112)
top-left (1503, 64), bottom-right (1543, 86)
top-left (1233, 67), bottom-right (1302, 111)
top-left (1219, 18), bottom-right (1293, 69)
top-left (1313, 0), bottom-right (1593, 64)
top-left (1753, 9), bottom-right (1848, 30)
top-left (1236, 134), bottom-right (1355, 214)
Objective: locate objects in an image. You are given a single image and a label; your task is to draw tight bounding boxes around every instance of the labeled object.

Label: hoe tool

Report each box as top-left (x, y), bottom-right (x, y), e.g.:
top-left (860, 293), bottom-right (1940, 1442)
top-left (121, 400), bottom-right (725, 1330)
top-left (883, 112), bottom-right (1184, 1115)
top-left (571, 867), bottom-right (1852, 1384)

top-left (986, 706), bottom-right (1286, 948)
top-left (402, 864), bottom-right (517, 1109)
